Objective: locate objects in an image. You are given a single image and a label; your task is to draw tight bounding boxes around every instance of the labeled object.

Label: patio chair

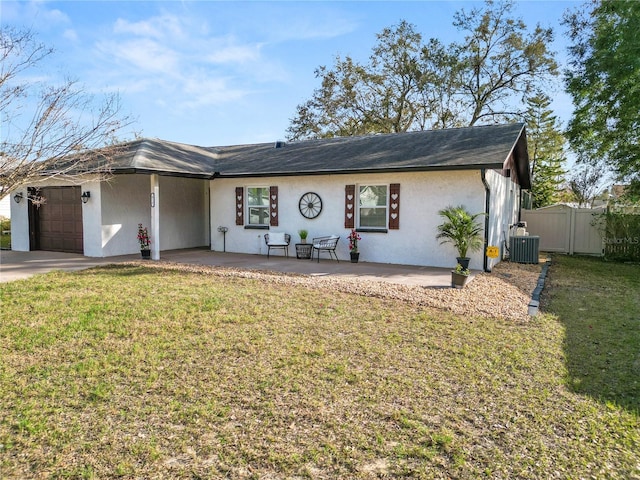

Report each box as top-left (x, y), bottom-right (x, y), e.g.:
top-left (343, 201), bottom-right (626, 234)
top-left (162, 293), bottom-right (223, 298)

top-left (311, 235), bottom-right (340, 262)
top-left (264, 232), bottom-right (291, 259)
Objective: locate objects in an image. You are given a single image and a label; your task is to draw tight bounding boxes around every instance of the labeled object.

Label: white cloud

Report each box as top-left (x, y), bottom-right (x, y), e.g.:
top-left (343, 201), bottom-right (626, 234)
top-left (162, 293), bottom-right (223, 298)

top-left (113, 14), bottom-right (183, 40)
top-left (182, 76), bottom-right (248, 108)
top-left (42, 7), bottom-right (71, 26)
top-left (91, 12), bottom-right (270, 108)
top-left (62, 29), bottom-right (78, 42)
top-left (205, 43), bottom-right (262, 65)
top-left (271, 16), bottom-right (357, 41)
top-left (76, 3), bottom-right (354, 122)
top-left (2, 1), bottom-right (71, 29)
top-left (98, 38), bottom-right (179, 75)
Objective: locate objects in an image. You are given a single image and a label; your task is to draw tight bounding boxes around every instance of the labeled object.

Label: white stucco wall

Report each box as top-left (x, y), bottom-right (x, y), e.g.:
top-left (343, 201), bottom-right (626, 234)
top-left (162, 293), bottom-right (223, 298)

top-left (8, 174), bottom-right (209, 257)
top-left (484, 169), bottom-right (521, 270)
top-left (0, 195), bottom-right (10, 219)
top-left (101, 174), bottom-right (209, 256)
top-left (8, 177), bottom-right (99, 253)
top-left (81, 179), bottom-right (104, 257)
top-left (100, 175), bottom-right (151, 256)
top-left (210, 171), bottom-right (488, 269)
top-left (7, 169), bottom-right (521, 268)
top-left (9, 189), bottom-right (29, 251)
top-left (157, 176), bottom-right (209, 251)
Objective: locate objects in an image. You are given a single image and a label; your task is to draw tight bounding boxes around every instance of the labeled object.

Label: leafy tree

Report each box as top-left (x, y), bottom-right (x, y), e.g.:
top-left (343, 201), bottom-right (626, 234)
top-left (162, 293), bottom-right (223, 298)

top-left (564, 0), bottom-right (640, 196)
top-left (451, 0), bottom-right (557, 126)
top-left (287, 21), bottom-right (425, 140)
top-left (525, 92), bottom-right (566, 208)
top-left (287, 0), bottom-right (557, 140)
top-left (418, 38), bottom-right (467, 130)
top-left (0, 27), bottom-right (133, 199)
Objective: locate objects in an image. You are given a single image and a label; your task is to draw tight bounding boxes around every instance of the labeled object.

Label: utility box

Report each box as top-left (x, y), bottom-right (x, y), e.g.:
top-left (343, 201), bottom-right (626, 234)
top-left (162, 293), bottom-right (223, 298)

top-left (510, 235), bottom-right (540, 264)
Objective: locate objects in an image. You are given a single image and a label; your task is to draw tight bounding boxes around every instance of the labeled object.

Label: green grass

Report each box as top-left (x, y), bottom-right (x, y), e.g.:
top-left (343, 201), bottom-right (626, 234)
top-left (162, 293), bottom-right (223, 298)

top-left (0, 217), bottom-right (10, 249)
top-left (543, 254), bottom-right (640, 414)
top-left (0, 233), bottom-right (10, 249)
top-left (0, 260), bottom-right (638, 479)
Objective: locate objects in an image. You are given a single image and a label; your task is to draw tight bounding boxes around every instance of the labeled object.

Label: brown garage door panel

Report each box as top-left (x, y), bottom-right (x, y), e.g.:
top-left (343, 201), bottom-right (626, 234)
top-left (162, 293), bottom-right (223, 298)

top-left (37, 187), bottom-right (84, 254)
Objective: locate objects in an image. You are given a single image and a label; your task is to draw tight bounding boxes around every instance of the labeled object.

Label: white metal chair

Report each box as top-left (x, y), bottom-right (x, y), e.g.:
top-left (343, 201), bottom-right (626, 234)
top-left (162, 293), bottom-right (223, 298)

top-left (310, 235), bottom-right (340, 262)
top-left (264, 232), bottom-right (291, 259)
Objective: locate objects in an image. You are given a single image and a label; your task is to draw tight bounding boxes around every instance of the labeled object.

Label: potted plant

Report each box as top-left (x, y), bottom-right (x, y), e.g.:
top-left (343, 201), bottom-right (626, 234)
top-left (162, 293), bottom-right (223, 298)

top-left (348, 229), bottom-right (361, 263)
top-left (450, 263), bottom-right (470, 289)
top-left (436, 205), bottom-right (485, 270)
top-left (298, 229), bottom-right (308, 244)
top-left (138, 223), bottom-right (151, 259)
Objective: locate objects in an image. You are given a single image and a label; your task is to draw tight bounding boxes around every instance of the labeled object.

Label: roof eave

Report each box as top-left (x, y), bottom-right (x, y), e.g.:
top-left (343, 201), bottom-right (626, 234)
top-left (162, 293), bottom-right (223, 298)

top-left (214, 163), bottom-right (506, 179)
top-left (111, 168), bottom-right (215, 180)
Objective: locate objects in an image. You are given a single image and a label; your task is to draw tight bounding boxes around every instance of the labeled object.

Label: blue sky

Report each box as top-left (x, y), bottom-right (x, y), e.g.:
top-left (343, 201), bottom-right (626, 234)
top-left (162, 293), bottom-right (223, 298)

top-left (3, 0), bottom-right (581, 147)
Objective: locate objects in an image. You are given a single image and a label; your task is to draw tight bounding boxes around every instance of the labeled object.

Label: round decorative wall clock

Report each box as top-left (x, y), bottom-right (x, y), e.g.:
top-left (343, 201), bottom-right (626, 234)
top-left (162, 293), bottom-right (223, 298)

top-left (298, 192), bottom-right (323, 219)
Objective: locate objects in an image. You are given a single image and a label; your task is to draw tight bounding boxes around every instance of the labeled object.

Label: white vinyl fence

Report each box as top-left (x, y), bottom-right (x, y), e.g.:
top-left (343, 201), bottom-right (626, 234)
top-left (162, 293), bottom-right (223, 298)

top-left (521, 205), bottom-right (605, 255)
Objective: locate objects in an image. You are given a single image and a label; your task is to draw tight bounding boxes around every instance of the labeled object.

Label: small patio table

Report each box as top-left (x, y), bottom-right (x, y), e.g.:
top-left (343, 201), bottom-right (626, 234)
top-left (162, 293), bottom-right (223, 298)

top-left (295, 243), bottom-right (312, 259)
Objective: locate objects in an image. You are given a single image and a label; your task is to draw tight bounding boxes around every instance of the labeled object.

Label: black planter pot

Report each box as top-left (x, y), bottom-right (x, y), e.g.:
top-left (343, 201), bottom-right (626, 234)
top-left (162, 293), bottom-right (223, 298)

top-left (350, 252), bottom-right (360, 263)
top-left (456, 257), bottom-right (470, 270)
top-left (141, 249), bottom-right (151, 259)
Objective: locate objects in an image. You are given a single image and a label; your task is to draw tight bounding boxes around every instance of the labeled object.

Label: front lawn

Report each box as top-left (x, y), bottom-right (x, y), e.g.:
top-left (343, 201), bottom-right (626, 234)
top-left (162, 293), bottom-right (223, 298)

top-left (0, 233), bottom-right (10, 250)
top-left (0, 259), bottom-right (638, 478)
top-left (543, 254), bottom-right (640, 414)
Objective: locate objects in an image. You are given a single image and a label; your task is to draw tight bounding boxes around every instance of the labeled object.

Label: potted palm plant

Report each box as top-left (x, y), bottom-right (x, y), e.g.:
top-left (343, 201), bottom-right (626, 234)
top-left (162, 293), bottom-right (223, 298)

top-left (436, 205), bottom-right (485, 270)
top-left (298, 229), bottom-right (308, 244)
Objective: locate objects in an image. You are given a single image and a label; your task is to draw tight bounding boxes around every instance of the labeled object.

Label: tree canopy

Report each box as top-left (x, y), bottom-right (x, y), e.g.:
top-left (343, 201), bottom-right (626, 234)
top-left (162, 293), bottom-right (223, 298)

top-left (564, 0), bottom-right (640, 195)
top-left (287, 0), bottom-right (557, 141)
top-left (0, 27), bottom-right (133, 198)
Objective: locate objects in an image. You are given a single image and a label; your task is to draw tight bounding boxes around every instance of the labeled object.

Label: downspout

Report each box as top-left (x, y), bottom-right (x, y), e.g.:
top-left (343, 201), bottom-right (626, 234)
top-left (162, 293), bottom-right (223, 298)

top-left (481, 169), bottom-right (491, 273)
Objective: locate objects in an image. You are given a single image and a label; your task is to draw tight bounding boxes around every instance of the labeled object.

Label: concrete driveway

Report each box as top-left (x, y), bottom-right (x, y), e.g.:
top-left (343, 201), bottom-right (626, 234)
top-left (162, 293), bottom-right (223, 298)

top-left (0, 250), bottom-right (138, 283)
top-left (0, 248), bottom-right (465, 287)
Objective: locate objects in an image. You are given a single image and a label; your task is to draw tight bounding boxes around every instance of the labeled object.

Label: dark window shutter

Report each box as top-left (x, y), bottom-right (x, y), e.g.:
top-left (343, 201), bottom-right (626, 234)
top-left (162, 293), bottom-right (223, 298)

top-left (270, 186), bottom-right (278, 227)
top-left (389, 183), bottom-right (400, 229)
top-left (235, 187), bottom-right (244, 225)
top-left (345, 184), bottom-right (355, 229)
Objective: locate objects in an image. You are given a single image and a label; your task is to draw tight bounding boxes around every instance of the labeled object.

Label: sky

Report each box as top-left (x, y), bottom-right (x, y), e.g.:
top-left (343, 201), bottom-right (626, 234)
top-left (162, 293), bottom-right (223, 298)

top-left (3, 0), bottom-right (582, 148)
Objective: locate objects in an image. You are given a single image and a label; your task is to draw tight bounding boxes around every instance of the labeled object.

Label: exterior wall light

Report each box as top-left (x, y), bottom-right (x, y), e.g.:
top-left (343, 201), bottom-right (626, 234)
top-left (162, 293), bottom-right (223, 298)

top-left (14, 192), bottom-right (23, 203)
top-left (81, 191), bottom-right (91, 204)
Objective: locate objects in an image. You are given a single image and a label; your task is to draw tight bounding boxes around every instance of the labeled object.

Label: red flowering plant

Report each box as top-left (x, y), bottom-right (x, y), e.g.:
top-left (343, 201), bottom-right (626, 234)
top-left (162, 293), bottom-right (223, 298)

top-left (137, 224), bottom-right (151, 250)
top-left (348, 229), bottom-right (361, 253)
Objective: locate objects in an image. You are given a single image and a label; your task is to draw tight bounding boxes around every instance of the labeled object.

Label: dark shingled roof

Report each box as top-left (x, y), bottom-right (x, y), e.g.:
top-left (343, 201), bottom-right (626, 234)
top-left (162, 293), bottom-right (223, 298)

top-left (107, 139), bottom-right (218, 177)
top-left (102, 123), bottom-right (530, 187)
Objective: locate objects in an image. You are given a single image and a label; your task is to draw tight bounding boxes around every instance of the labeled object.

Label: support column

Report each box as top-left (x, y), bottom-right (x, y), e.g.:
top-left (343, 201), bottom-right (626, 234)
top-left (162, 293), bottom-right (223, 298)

top-left (150, 174), bottom-right (160, 260)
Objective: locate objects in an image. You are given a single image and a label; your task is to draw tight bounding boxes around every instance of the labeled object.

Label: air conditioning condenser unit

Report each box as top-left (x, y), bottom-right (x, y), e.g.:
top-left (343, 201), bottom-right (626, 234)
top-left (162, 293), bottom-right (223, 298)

top-left (510, 235), bottom-right (540, 264)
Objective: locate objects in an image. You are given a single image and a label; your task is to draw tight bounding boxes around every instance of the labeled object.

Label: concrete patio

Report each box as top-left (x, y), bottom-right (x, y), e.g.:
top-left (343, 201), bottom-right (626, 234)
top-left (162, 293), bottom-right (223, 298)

top-left (0, 248), bottom-right (470, 287)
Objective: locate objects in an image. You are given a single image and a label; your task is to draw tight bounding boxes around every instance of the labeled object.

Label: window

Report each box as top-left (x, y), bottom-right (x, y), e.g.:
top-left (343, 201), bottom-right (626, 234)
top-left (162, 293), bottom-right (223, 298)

top-left (358, 185), bottom-right (387, 229)
top-left (247, 187), bottom-right (269, 226)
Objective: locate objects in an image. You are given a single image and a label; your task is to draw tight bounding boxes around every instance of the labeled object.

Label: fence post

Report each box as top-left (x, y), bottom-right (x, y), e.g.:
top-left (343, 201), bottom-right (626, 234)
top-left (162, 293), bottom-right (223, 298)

top-left (568, 207), bottom-right (576, 255)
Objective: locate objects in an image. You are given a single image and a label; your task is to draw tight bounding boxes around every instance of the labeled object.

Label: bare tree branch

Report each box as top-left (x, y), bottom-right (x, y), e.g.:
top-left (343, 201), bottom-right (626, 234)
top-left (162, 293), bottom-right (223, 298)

top-left (0, 26), bottom-right (136, 198)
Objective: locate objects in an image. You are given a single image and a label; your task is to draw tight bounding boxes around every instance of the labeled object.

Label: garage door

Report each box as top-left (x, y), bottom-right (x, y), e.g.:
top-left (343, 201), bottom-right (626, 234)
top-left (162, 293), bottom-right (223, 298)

top-left (35, 187), bottom-right (84, 254)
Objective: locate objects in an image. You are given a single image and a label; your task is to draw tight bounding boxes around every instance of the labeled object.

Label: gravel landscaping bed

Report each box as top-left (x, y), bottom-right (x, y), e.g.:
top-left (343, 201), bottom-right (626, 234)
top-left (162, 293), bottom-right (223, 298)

top-left (129, 259), bottom-right (545, 322)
